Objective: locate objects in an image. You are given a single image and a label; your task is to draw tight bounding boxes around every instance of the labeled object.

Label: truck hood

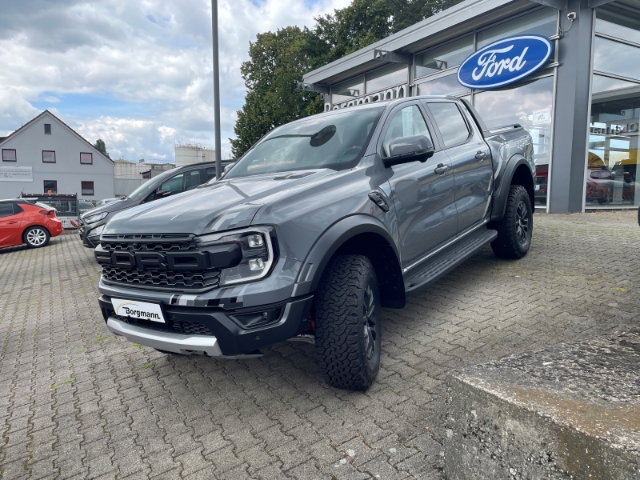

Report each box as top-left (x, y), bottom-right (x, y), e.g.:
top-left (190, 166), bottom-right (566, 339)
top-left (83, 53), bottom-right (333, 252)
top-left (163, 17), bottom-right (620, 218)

top-left (103, 169), bottom-right (333, 236)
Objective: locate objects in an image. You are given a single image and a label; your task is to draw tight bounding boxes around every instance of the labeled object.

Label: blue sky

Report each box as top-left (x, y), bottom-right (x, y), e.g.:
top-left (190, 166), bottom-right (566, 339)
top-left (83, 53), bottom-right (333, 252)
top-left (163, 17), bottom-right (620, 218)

top-left (0, 0), bottom-right (349, 162)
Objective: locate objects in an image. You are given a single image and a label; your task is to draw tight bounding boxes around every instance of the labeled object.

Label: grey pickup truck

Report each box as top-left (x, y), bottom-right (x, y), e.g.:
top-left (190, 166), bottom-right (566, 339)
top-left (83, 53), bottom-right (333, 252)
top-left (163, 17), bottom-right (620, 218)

top-left (95, 96), bottom-right (535, 391)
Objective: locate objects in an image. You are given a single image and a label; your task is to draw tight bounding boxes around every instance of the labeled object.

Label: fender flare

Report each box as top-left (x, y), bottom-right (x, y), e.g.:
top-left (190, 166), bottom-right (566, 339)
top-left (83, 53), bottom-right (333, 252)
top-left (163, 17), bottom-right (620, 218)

top-left (490, 155), bottom-right (535, 222)
top-left (291, 215), bottom-right (401, 299)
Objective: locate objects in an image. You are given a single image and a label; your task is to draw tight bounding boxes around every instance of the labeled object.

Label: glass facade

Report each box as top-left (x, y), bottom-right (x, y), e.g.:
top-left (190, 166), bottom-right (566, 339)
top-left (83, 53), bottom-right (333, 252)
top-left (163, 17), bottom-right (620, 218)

top-left (475, 76), bottom-right (554, 206)
top-left (415, 35), bottom-right (473, 79)
top-left (587, 8), bottom-right (640, 207)
top-left (366, 64), bottom-right (408, 94)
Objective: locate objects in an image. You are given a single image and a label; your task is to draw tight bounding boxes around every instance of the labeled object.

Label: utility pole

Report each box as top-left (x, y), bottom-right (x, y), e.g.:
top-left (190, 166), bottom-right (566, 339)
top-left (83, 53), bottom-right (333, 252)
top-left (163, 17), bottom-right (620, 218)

top-left (211, 0), bottom-right (222, 179)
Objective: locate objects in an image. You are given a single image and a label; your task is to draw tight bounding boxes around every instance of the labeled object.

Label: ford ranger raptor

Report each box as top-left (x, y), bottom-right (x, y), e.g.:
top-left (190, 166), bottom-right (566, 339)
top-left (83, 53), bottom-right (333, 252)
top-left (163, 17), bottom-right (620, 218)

top-left (95, 96), bottom-right (535, 391)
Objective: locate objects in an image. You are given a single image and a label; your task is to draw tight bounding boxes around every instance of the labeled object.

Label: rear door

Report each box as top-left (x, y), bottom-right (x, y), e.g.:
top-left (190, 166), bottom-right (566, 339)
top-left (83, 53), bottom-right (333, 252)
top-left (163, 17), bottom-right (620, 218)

top-left (0, 203), bottom-right (24, 247)
top-left (379, 102), bottom-right (458, 271)
top-left (424, 101), bottom-right (492, 234)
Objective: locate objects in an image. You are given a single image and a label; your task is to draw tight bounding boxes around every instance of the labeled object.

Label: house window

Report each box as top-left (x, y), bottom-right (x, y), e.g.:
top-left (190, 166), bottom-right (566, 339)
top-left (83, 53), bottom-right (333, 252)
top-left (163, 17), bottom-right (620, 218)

top-left (2, 149), bottom-right (16, 162)
top-left (81, 181), bottom-right (94, 196)
top-left (44, 124), bottom-right (51, 135)
top-left (80, 152), bottom-right (93, 164)
top-left (43, 180), bottom-right (57, 194)
top-left (42, 150), bottom-right (56, 163)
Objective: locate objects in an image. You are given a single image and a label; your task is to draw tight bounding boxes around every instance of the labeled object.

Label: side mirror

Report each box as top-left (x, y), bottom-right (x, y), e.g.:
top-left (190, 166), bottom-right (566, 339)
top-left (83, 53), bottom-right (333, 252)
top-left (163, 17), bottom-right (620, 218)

top-left (156, 190), bottom-right (172, 198)
top-left (383, 135), bottom-right (435, 168)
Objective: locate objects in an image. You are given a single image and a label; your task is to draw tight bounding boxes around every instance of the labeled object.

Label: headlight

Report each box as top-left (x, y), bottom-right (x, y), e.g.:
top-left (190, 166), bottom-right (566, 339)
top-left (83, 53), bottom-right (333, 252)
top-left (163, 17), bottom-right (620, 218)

top-left (196, 227), bottom-right (275, 286)
top-left (89, 224), bottom-right (105, 237)
top-left (84, 212), bottom-right (108, 224)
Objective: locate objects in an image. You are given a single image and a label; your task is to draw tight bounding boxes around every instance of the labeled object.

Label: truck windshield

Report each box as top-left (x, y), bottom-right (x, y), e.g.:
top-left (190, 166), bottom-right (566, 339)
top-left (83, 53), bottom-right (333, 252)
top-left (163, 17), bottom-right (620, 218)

top-left (225, 106), bottom-right (385, 179)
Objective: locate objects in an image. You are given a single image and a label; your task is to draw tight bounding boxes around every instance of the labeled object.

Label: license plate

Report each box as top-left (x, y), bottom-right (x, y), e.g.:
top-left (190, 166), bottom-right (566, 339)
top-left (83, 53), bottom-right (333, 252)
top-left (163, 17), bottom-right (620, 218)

top-left (111, 298), bottom-right (165, 323)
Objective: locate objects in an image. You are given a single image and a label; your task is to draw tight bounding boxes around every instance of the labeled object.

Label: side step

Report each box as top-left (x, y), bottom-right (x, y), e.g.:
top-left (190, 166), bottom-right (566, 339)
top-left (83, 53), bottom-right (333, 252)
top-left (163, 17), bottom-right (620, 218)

top-left (404, 228), bottom-right (498, 292)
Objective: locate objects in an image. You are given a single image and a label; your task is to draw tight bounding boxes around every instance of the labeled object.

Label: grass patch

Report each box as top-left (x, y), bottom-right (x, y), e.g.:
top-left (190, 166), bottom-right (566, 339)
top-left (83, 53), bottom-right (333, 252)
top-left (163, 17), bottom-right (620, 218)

top-left (73, 349), bottom-right (85, 354)
top-left (131, 343), bottom-right (143, 349)
top-left (613, 287), bottom-right (628, 293)
top-left (141, 362), bottom-right (155, 370)
top-left (95, 336), bottom-right (107, 343)
top-left (51, 378), bottom-right (75, 389)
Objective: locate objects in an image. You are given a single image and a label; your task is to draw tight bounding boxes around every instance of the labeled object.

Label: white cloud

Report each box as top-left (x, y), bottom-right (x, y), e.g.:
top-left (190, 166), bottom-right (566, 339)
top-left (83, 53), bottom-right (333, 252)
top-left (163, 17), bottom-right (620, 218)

top-left (0, 0), bottom-right (351, 160)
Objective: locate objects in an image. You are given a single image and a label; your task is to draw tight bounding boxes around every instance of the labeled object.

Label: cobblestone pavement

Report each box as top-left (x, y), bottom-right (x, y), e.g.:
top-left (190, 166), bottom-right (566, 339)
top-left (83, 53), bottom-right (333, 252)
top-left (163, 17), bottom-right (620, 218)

top-left (1, 212), bottom-right (639, 480)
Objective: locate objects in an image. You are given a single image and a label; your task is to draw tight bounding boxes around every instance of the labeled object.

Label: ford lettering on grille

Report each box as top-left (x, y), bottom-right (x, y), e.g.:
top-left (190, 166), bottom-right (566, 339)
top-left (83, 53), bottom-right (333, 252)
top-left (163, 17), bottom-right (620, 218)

top-left (457, 35), bottom-right (553, 90)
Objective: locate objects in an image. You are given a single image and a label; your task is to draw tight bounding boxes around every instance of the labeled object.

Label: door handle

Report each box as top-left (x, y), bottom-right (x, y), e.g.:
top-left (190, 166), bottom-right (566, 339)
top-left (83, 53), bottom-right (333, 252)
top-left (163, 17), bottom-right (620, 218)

top-left (434, 163), bottom-right (448, 175)
top-left (475, 151), bottom-right (487, 160)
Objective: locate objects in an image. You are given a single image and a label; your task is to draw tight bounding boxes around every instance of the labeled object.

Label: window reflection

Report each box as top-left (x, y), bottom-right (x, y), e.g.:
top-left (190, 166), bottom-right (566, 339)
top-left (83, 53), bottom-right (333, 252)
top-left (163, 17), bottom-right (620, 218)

top-left (474, 76), bottom-right (554, 206)
top-left (593, 37), bottom-right (640, 81)
top-left (366, 64), bottom-right (407, 94)
top-left (415, 35), bottom-right (473, 79)
top-left (592, 75), bottom-right (639, 95)
top-left (476, 8), bottom-right (557, 48)
top-left (417, 74), bottom-right (468, 96)
top-left (331, 77), bottom-right (364, 105)
top-left (596, 13), bottom-right (640, 45)
top-left (588, 86), bottom-right (640, 206)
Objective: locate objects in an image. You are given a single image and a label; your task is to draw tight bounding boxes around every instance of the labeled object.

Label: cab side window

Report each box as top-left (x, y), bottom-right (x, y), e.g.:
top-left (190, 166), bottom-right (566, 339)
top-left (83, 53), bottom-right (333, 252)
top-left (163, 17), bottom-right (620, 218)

top-left (159, 173), bottom-right (185, 194)
top-left (185, 170), bottom-right (202, 190)
top-left (382, 105), bottom-right (432, 157)
top-left (203, 167), bottom-right (217, 182)
top-left (427, 102), bottom-right (470, 148)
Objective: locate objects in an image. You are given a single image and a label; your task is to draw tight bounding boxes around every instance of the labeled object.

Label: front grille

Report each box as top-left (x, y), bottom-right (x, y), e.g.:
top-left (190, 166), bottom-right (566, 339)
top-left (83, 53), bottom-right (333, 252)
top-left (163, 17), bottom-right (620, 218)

top-left (114, 315), bottom-right (214, 336)
top-left (100, 236), bottom-right (220, 291)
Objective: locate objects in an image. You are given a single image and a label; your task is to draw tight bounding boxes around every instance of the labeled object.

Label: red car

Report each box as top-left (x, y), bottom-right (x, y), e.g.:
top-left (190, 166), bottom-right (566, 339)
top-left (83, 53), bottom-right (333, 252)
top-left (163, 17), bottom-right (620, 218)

top-left (0, 199), bottom-right (63, 249)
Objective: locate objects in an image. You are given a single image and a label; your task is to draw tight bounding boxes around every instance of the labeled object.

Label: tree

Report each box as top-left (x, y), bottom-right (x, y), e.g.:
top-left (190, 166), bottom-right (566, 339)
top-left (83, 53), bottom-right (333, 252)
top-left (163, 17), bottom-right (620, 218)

top-left (230, 26), bottom-right (324, 158)
top-left (231, 0), bottom-right (465, 157)
top-left (94, 139), bottom-right (110, 158)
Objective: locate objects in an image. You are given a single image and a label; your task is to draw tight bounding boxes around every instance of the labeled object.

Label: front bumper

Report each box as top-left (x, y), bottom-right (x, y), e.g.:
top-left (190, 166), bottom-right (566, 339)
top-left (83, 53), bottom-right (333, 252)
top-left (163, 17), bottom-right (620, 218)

top-left (78, 218), bottom-right (106, 248)
top-left (99, 294), bottom-right (313, 356)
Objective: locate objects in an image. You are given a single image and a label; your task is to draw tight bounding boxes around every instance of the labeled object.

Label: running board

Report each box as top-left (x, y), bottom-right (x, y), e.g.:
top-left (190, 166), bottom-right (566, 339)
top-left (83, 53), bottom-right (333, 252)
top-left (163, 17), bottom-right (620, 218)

top-left (404, 229), bottom-right (498, 292)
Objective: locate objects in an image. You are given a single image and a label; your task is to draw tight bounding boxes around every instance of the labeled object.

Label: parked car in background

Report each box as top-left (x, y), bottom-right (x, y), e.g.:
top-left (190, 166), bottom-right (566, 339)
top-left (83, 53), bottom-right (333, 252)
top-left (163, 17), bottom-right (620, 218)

top-left (78, 161), bottom-right (233, 248)
top-left (95, 198), bottom-right (122, 208)
top-left (0, 199), bottom-right (63, 249)
top-left (78, 199), bottom-right (95, 216)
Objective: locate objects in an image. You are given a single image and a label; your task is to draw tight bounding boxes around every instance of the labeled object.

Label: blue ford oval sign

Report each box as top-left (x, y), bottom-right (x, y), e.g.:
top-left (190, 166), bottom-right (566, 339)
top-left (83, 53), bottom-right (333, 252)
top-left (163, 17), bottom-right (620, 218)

top-left (457, 35), bottom-right (553, 90)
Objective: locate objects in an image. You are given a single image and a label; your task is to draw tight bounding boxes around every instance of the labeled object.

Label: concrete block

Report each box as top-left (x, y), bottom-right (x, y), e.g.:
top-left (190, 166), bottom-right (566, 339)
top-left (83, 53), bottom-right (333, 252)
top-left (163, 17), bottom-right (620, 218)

top-left (445, 331), bottom-right (640, 479)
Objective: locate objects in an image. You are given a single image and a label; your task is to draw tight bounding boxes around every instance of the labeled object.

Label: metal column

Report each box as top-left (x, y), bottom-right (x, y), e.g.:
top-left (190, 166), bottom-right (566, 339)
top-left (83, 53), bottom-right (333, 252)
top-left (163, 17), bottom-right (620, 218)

top-left (548, 0), bottom-right (595, 213)
top-left (211, 0), bottom-right (222, 179)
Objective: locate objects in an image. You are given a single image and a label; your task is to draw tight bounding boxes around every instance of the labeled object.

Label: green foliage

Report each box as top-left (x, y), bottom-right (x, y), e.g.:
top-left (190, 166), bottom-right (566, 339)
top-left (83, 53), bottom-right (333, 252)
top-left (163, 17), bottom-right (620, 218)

top-left (93, 139), bottom-right (110, 158)
top-left (230, 27), bottom-right (324, 157)
top-left (231, 0), bottom-right (464, 158)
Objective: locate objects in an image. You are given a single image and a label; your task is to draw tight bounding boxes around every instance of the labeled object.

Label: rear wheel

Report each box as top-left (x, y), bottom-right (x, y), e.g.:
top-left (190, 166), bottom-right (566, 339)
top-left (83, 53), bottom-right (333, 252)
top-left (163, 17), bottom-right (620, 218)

top-left (24, 226), bottom-right (50, 248)
top-left (491, 185), bottom-right (532, 259)
top-left (314, 255), bottom-right (381, 391)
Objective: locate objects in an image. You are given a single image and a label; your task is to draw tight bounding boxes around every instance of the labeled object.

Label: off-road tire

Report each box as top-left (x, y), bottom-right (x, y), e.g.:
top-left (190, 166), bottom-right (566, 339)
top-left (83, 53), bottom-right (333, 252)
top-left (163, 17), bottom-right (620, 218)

top-left (491, 185), bottom-right (532, 259)
top-left (23, 226), bottom-right (50, 248)
top-left (314, 255), bottom-right (381, 391)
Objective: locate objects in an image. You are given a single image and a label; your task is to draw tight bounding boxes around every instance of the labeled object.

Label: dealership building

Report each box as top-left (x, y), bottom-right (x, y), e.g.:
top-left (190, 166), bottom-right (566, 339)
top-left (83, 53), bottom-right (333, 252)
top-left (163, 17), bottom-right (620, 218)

top-left (302, 0), bottom-right (640, 213)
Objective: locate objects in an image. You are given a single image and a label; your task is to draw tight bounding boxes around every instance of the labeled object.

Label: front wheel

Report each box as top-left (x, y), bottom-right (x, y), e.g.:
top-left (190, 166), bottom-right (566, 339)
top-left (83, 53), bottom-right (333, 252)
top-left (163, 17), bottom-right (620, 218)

top-left (24, 226), bottom-right (50, 248)
top-left (314, 255), bottom-right (381, 391)
top-left (491, 185), bottom-right (532, 259)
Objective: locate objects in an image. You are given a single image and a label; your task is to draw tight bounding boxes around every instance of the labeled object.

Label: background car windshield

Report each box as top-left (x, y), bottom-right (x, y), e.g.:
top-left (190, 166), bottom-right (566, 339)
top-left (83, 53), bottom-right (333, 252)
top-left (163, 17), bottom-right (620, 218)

top-left (225, 107), bottom-right (384, 179)
top-left (127, 169), bottom-right (175, 200)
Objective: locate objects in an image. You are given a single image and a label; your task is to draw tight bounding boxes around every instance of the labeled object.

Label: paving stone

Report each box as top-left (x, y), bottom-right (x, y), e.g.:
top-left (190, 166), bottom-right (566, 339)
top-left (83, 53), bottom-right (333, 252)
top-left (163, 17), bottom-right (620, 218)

top-left (1, 214), bottom-right (639, 478)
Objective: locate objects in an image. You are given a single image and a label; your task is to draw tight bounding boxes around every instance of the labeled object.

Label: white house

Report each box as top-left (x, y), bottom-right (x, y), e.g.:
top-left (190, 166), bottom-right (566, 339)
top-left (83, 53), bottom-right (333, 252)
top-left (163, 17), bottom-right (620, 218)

top-left (0, 110), bottom-right (115, 200)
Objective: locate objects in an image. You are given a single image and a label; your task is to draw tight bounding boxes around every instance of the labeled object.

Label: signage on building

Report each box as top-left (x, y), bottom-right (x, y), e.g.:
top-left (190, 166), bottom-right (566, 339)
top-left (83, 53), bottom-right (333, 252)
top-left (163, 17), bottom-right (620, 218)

top-left (458, 35), bottom-right (554, 90)
top-left (0, 166), bottom-right (33, 182)
top-left (590, 121), bottom-right (639, 136)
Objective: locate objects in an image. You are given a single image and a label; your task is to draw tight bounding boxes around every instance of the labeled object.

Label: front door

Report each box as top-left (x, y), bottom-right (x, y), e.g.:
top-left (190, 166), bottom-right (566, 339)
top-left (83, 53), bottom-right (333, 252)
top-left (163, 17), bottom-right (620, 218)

top-left (0, 203), bottom-right (24, 247)
top-left (425, 101), bottom-right (493, 234)
top-left (379, 103), bottom-right (458, 271)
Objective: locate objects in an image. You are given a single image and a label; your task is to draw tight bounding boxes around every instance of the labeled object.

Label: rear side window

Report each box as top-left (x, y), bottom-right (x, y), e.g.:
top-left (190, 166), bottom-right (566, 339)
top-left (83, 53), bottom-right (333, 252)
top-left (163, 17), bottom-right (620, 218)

top-left (185, 170), bottom-right (202, 190)
top-left (428, 102), bottom-right (470, 148)
top-left (203, 167), bottom-right (217, 181)
top-left (0, 204), bottom-right (14, 217)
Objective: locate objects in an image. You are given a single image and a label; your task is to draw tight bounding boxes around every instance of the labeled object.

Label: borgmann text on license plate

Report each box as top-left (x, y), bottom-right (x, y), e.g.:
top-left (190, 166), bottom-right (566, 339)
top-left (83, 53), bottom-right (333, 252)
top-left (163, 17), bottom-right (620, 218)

top-left (111, 298), bottom-right (165, 323)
